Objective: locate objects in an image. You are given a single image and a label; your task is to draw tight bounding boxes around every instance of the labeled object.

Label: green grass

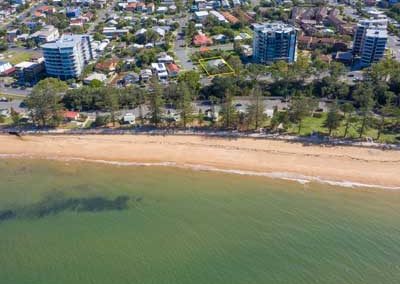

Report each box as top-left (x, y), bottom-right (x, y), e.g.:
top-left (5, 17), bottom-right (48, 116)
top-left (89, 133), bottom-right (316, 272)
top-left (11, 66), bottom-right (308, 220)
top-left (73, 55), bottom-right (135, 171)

top-left (287, 113), bottom-right (399, 144)
top-left (1, 50), bottom-right (36, 65)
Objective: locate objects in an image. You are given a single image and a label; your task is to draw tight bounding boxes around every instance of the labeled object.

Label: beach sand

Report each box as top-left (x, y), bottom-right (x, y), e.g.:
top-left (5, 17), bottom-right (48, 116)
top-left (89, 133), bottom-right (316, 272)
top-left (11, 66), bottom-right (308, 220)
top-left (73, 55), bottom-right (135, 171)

top-left (0, 134), bottom-right (399, 188)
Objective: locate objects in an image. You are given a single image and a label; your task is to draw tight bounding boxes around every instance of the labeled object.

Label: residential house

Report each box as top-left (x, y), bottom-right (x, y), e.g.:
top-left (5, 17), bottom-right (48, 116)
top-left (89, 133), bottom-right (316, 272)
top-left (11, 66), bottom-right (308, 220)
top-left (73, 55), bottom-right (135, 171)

top-left (140, 68), bottom-right (152, 81)
top-left (84, 72), bottom-right (107, 84)
top-left (29, 25), bottom-right (60, 44)
top-left (151, 62), bottom-right (168, 80)
top-left (166, 63), bottom-right (180, 77)
top-left (193, 33), bottom-right (213, 46)
top-left (6, 29), bottom-right (19, 42)
top-left (66, 7), bottom-right (81, 18)
top-left (157, 53), bottom-right (174, 63)
top-left (63, 111), bottom-right (80, 121)
top-left (0, 61), bottom-right (14, 76)
top-left (103, 27), bottom-right (129, 39)
top-left (194, 11), bottom-right (209, 22)
top-left (221, 11), bottom-right (239, 25)
top-left (95, 58), bottom-right (119, 74)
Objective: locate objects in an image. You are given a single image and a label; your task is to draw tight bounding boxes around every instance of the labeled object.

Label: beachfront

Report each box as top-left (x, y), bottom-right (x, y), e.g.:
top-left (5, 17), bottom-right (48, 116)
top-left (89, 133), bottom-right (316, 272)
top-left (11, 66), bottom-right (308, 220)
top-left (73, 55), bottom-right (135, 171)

top-left (0, 134), bottom-right (399, 189)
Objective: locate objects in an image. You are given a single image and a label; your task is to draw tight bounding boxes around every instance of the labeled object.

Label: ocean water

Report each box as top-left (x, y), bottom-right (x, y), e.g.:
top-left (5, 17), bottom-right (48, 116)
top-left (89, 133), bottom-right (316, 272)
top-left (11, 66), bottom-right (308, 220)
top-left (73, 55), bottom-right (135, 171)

top-left (0, 158), bottom-right (400, 284)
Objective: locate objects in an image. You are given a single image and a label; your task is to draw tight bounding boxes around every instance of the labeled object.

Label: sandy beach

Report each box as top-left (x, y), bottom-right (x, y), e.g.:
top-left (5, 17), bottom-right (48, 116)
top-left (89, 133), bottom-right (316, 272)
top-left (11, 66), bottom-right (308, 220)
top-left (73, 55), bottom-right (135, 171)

top-left (0, 134), bottom-right (399, 188)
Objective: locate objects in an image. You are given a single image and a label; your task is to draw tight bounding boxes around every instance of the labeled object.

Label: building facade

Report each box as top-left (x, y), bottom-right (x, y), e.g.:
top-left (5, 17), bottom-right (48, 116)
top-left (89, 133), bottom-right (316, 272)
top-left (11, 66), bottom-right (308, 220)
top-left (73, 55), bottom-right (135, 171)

top-left (360, 29), bottom-right (387, 66)
top-left (14, 59), bottom-right (46, 86)
top-left (41, 34), bottom-right (95, 80)
top-left (352, 18), bottom-right (387, 55)
top-left (252, 22), bottom-right (297, 64)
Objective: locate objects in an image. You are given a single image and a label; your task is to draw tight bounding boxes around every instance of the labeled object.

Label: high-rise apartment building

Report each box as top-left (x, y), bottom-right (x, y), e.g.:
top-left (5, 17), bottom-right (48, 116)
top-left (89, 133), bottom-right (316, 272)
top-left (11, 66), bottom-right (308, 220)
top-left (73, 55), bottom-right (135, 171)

top-left (41, 34), bottom-right (95, 80)
top-left (353, 18), bottom-right (387, 55)
top-left (252, 22), bottom-right (297, 64)
top-left (360, 29), bottom-right (388, 66)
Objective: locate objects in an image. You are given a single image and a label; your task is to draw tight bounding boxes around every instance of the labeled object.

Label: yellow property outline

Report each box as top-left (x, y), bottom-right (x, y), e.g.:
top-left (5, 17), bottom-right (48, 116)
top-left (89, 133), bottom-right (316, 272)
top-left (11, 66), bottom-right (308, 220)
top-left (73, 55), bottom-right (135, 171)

top-left (198, 56), bottom-right (235, 77)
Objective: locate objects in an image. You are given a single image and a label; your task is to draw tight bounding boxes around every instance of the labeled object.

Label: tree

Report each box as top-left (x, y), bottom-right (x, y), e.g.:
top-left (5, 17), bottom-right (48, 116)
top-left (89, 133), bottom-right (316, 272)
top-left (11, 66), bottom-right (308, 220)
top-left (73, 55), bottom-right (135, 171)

top-left (26, 78), bottom-right (68, 127)
top-left (178, 71), bottom-right (200, 96)
top-left (245, 85), bottom-right (265, 130)
top-left (100, 87), bottom-right (120, 126)
top-left (353, 83), bottom-right (374, 138)
top-left (148, 78), bottom-right (164, 126)
top-left (177, 81), bottom-right (194, 128)
top-left (0, 40), bottom-right (8, 52)
top-left (220, 90), bottom-right (238, 129)
top-left (341, 102), bottom-right (355, 138)
top-left (376, 103), bottom-right (393, 140)
top-left (10, 108), bottom-right (21, 126)
top-left (289, 94), bottom-right (317, 133)
top-left (271, 108), bottom-right (289, 131)
top-left (324, 101), bottom-right (341, 136)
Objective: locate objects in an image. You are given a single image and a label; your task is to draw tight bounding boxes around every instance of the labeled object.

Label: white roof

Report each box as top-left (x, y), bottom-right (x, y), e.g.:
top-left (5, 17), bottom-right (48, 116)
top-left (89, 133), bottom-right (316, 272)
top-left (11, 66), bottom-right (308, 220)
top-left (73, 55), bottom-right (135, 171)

top-left (85, 72), bottom-right (107, 82)
top-left (151, 62), bottom-right (166, 72)
top-left (15, 61), bottom-right (35, 68)
top-left (195, 11), bottom-right (209, 17)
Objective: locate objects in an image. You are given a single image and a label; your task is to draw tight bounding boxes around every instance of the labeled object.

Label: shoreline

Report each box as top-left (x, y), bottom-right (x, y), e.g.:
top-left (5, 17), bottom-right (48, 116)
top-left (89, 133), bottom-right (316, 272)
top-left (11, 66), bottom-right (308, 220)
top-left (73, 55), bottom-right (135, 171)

top-left (0, 134), bottom-right (399, 189)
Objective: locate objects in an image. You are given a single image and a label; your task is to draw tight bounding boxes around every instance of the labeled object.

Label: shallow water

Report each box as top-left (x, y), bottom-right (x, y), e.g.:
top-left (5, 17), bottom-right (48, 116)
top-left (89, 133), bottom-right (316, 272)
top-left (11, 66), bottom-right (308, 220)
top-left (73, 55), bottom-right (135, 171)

top-left (0, 159), bottom-right (400, 284)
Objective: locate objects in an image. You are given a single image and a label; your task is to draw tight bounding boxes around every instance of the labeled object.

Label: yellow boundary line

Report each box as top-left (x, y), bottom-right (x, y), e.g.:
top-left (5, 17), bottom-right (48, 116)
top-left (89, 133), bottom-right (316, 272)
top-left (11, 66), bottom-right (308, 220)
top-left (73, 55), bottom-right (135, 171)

top-left (198, 56), bottom-right (235, 77)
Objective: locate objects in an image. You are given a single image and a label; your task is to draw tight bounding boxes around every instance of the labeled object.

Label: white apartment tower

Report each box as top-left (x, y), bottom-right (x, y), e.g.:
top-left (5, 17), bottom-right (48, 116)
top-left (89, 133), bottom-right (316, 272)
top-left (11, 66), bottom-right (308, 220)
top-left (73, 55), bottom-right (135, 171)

top-left (41, 34), bottom-right (95, 80)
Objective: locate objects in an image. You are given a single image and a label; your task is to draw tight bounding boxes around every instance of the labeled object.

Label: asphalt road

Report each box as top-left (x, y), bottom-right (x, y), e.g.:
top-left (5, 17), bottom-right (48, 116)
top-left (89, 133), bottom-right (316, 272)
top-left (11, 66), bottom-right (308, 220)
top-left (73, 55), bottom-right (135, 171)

top-left (88, 0), bottom-right (118, 33)
top-left (341, 4), bottom-right (400, 62)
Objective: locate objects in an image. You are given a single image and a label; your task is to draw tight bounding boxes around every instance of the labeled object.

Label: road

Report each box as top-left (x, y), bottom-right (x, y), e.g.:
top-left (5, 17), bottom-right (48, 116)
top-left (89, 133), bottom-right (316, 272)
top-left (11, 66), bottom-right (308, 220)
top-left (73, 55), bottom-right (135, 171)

top-left (387, 35), bottom-right (400, 61)
top-left (87, 0), bottom-right (118, 33)
top-left (0, 86), bottom-right (31, 96)
top-left (341, 4), bottom-right (400, 62)
top-left (1, 1), bottom-right (42, 29)
top-left (174, 14), bottom-right (194, 70)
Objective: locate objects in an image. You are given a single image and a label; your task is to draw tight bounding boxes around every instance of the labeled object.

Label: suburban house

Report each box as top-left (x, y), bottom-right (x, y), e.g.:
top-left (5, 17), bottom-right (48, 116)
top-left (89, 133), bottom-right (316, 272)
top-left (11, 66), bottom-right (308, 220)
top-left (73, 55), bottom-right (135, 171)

top-left (0, 61), bottom-right (15, 76)
top-left (166, 63), bottom-right (180, 77)
top-left (29, 25), bottom-right (60, 44)
top-left (84, 72), bottom-right (107, 85)
top-left (193, 33), bottom-right (213, 46)
top-left (95, 58), bottom-right (119, 74)
top-left (151, 62), bottom-right (168, 80)
top-left (63, 111), bottom-right (80, 121)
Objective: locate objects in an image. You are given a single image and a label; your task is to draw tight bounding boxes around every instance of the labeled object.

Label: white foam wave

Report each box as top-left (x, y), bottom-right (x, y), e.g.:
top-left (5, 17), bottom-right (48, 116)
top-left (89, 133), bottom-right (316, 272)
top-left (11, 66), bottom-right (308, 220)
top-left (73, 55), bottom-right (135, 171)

top-left (0, 153), bottom-right (399, 191)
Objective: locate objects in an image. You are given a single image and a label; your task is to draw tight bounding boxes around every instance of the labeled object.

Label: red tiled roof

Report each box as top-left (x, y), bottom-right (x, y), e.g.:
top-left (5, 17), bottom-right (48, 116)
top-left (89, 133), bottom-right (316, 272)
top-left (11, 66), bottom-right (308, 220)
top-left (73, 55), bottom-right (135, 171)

top-left (221, 11), bottom-right (239, 24)
top-left (95, 59), bottom-right (119, 71)
top-left (166, 63), bottom-right (180, 73)
top-left (63, 111), bottom-right (79, 119)
top-left (193, 34), bottom-right (213, 46)
top-left (1, 67), bottom-right (16, 76)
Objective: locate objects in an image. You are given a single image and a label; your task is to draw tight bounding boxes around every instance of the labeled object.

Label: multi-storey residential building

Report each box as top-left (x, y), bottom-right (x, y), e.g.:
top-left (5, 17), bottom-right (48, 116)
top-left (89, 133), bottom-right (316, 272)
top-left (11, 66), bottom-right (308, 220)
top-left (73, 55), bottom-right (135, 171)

top-left (360, 28), bottom-right (387, 66)
top-left (14, 58), bottom-right (46, 86)
top-left (30, 25), bottom-right (60, 44)
top-left (41, 34), bottom-right (95, 80)
top-left (352, 18), bottom-right (387, 56)
top-left (252, 22), bottom-right (297, 64)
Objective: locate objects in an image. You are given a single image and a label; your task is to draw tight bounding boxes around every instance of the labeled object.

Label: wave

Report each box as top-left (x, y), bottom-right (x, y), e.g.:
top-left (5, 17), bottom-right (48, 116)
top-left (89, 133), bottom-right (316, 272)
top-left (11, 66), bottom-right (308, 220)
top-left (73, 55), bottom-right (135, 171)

top-left (0, 153), bottom-right (399, 191)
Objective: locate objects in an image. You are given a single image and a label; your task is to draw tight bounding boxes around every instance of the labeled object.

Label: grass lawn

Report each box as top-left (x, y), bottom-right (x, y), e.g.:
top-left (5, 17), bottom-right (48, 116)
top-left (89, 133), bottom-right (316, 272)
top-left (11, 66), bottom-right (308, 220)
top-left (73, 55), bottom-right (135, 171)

top-left (0, 50), bottom-right (38, 65)
top-left (287, 113), bottom-right (399, 144)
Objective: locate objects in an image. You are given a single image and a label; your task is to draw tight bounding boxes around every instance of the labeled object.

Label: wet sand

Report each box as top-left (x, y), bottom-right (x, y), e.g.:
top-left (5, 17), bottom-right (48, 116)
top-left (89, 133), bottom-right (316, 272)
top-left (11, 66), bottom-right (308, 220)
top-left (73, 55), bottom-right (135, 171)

top-left (0, 134), bottom-right (399, 188)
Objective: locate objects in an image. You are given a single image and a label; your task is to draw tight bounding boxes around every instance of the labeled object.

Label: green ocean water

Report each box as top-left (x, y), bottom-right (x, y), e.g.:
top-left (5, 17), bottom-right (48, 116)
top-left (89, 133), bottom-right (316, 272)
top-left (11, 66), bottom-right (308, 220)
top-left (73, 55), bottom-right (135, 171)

top-left (0, 159), bottom-right (400, 284)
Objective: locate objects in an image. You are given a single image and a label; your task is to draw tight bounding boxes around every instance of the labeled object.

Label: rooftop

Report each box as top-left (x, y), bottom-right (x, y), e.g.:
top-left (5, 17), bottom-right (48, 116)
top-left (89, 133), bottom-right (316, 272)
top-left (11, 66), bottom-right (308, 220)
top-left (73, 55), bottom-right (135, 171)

top-left (365, 28), bottom-right (387, 38)
top-left (253, 22), bottom-right (296, 34)
top-left (41, 34), bottom-right (89, 49)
